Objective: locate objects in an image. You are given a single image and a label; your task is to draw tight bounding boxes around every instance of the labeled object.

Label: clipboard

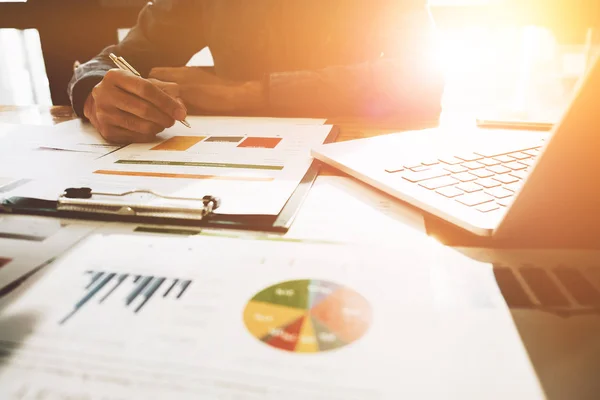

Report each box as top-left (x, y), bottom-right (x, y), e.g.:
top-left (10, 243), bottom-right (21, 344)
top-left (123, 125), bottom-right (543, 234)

top-left (0, 126), bottom-right (339, 233)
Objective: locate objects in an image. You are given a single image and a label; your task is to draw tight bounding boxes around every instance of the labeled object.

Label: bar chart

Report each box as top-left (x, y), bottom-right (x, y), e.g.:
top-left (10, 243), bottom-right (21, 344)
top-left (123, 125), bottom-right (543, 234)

top-left (59, 270), bottom-right (192, 324)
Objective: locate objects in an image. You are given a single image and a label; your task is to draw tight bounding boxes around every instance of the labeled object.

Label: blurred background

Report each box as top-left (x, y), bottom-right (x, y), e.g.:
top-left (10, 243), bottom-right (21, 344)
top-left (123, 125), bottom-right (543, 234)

top-left (0, 0), bottom-right (599, 121)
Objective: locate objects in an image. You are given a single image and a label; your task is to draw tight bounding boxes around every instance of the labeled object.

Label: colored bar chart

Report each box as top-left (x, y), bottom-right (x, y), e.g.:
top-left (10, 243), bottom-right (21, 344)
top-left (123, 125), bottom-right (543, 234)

top-left (238, 137), bottom-right (282, 149)
top-left (59, 271), bottom-right (192, 324)
top-left (150, 136), bottom-right (206, 151)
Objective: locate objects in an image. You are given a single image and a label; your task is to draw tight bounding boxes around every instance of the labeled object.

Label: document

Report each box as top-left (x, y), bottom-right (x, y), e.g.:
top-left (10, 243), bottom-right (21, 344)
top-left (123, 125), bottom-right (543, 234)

top-left (0, 215), bottom-right (96, 293)
top-left (40, 116), bottom-right (325, 155)
top-left (0, 230), bottom-right (544, 399)
top-left (85, 122), bottom-right (333, 215)
top-left (4, 121), bottom-right (332, 216)
top-left (287, 176), bottom-right (426, 244)
top-left (38, 119), bottom-right (123, 155)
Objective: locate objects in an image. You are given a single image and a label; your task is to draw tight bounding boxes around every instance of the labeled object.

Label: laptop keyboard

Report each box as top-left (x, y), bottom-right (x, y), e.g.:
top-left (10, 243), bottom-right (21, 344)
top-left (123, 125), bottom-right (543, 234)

top-left (385, 142), bottom-right (544, 213)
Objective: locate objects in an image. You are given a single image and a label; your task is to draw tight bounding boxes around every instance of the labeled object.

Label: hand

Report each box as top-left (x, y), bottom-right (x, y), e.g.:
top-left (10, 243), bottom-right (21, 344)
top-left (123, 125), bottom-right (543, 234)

top-left (84, 69), bottom-right (187, 144)
top-left (149, 67), bottom-right (266, 115)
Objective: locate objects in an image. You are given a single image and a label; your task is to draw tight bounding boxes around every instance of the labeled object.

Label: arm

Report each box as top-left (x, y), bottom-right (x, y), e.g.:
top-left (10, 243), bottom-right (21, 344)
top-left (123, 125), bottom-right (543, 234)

top-left (150, 1), bottom-right (443, 119)
top-left (68, 0), bottom-right (206, 118)
top-left (266, 3), bottom-right (444, 118)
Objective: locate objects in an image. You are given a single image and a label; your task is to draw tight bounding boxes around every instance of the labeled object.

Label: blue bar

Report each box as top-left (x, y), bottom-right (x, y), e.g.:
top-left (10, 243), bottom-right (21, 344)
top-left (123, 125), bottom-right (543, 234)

top-left (60, 272), bottom-right (114, 324)
top-left (99, 273), bottom-right (128, 303)
top-left (86, 271), bottom-right (103, 289)
top-left (135, 277), bottom-right (165, 313)
top-left (177, 280), bottom-right (192, 299)
top-left (126, 276), bottom-right (153, 306)
top-left (163, 279), bottom-right (179, 297)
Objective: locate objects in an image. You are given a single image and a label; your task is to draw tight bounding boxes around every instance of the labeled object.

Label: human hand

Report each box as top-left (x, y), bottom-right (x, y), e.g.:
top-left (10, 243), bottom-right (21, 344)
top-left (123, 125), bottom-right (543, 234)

top-left (149, 67), bottom-right (266, 115)
top-left (84, 69), bottom-right (187, 144)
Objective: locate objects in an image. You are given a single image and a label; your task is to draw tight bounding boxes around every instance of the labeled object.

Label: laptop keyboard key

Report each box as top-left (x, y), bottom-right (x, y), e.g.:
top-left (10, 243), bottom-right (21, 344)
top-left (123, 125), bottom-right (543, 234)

top-left (385, 165), bottom-right (405, 173)
top-left (486, 165), bottom-right (512, 174)
top-left (520, 158), bottom-right (535, 167)
top-left (410, 165), bottom-right (430, 172)
top-left (471, 169), bottom-right (494, 178)
top-left (497, 197), bottom-right (513, 207)
top-left (404, 162), bottom-right (423, 169)
top-left (493, 174), bottom-right (519, 185)
top-left (523, 149), bottom-right (539, 157)
top-left (462, 161), bottom-right (485, 170)
top-left (419, 176), bottom-right (459, 190)
top-left (509, 170), bottom-right (529, 180)
top-left (456, 153), bottom-right (483, 162)
top-left (456, 192), bottom-right (494, 207)
top-left (505, 161), bottom-right (528, 170)
top-left (402, 168), bottom-right (450, 183)
top-left (476, 202), bottom-right (500, 213)
top-left (475, 178), bottom-right (502, 188)
top-left (493, 155), bottom-right (515, 163)
top-left (453, 172), bottom-right (478, 182)
top-left (478, 158), bottom-right (501, 166)
top-left (508, 152), bottom-right (531, 160)
top-left (443, 164), bottom-right (468, 173)
top-left (439, 156), bottom-right (463, 165)
top-left (504, 181), bottom-right (523, 192)
top-left (456, 182), bottom-right (483, 193)
top-left (486, 187), bottom-right (514, 199)
top-left (422, 159), bottom-right (440, 166)
top-left (436, 186), bottom-right (464, 198)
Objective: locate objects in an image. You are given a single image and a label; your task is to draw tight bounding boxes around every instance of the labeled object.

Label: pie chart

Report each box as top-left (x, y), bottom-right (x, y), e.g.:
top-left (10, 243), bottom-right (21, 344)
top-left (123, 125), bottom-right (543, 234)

top-left (243, 279), bottom-right (372, 353)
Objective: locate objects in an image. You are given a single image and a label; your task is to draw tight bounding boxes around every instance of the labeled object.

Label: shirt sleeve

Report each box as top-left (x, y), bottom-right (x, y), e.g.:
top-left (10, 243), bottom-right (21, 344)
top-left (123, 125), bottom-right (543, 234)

top-left (266, 3), bottom-right (445, 119)
top-left (68, 0), bottom-right (206, 118)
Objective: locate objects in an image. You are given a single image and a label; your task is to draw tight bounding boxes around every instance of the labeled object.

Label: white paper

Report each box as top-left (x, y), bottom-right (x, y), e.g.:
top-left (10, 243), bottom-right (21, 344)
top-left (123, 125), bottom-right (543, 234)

top-left (0, 231), bottom-right (544, 399)
top-left (89, 123), bottom-right (333, 215)
top-left (287, 176), bottom-right (426, 244)
top-left (40, 116), bottom-right (325, 155)
top-left (40, 119), bottom-right (122, 155)
top-left (0, 215), bottom-right (97, 292)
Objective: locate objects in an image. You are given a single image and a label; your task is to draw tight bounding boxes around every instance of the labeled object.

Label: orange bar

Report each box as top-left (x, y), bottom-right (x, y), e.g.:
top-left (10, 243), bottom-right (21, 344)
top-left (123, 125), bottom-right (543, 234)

top-left (94, 170), bottom-right (274, 182)
top-left (150, 136), bottom-right (205, 151)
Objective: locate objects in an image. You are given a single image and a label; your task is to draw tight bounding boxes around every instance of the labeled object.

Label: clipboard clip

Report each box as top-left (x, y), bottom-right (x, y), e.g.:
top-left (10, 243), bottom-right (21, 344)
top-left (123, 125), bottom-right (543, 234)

top-left (57, 187), bottom-right (220, 221)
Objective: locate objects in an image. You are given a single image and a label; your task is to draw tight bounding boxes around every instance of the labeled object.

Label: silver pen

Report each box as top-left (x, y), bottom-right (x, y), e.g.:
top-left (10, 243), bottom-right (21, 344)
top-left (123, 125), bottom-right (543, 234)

top-left (109, 53), bottom-right (190, 128)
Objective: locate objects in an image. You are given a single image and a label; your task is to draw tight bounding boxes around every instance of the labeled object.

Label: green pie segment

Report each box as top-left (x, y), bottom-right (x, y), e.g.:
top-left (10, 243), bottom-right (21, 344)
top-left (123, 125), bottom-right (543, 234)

top-left (251, 279), bottom-right (311, 309)
top-left (244, 279), bottom-right (372, 353)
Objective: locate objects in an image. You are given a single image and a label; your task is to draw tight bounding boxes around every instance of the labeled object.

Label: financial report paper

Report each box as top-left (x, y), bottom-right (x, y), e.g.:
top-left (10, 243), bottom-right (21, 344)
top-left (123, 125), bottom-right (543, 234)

top-left (5, 122), bottom-right (333, 216)
top-left (0, 230), bottom-right (544, 399)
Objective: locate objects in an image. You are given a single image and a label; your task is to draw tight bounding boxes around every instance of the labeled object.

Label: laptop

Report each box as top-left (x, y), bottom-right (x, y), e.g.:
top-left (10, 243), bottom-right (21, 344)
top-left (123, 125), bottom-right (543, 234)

top-left (312, 55), bottom-right (600, 247)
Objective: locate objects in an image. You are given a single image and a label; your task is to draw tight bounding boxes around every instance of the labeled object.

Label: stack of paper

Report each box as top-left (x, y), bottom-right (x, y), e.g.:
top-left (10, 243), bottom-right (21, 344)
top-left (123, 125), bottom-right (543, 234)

top-left (2, 117), bottom-right (333, 217)
top-left (0, 229), bottom-right (546, 399)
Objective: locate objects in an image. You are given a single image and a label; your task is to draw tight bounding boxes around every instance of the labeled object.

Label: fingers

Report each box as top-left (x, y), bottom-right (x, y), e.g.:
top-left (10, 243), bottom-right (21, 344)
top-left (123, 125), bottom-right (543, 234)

top-left (106, 86), bottom-right (176, 129)
top-left (98, 125), bottom-right (158, 145)
top-left (104, 69), bottom-right (186, 121)
top-left (101, 108), bottom-right (165, 137)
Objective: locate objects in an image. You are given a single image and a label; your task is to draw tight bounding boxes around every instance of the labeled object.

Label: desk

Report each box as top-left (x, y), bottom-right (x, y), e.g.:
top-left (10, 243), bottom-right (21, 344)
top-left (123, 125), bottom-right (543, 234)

top-left (1, 105), bottom-right (599, 399)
